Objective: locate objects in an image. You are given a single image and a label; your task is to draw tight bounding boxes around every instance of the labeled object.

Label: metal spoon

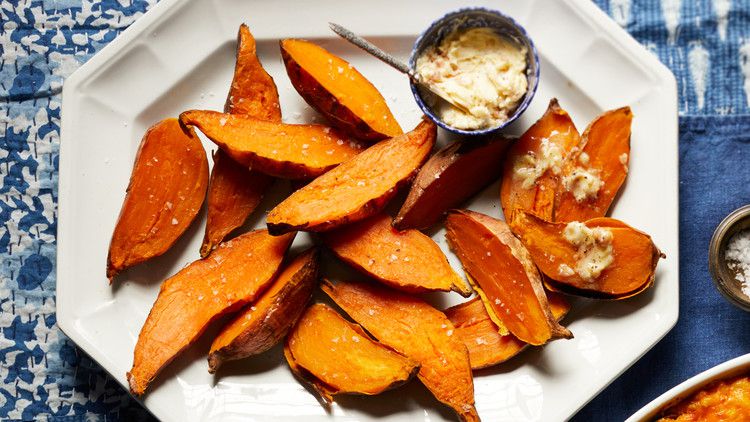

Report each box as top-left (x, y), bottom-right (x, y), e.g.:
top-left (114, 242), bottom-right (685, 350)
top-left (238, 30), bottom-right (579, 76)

top-left (328, 22), bottom-right (472, 115)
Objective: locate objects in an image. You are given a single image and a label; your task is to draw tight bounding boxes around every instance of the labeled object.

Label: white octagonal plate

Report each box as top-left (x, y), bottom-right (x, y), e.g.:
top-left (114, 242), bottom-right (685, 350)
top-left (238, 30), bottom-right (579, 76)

top-left (57, 0), bottom-right (679, 421)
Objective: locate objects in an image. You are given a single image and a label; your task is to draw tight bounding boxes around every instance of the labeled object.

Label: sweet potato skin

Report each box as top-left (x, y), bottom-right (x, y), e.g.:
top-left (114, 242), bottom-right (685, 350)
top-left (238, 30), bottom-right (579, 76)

top-left (207, 248), bottom-right (319, 373)
top-left (322, 279), bottom-right (479, 422)
top-left (500, 99), bottom-right (580, 223)
top-left (284, 303), bottom-right (420, 405)
top-left (512, 211), bottom-right (663, 299)
top-left (394, 136), bottom-right (510, 231)
top-left (322, 214), bottom-right (471, 296)
top-left (554, 107), bottom-right (632, 222)
top-left (445, 293), bottom-right (570, 370)
top-left (127, 229), bottom-right (295, 395)
top-left (180, 110), bottom-right (364, 180)
top-left (445, 210), bottom-right (572, 345)
top-left (281, 39), bottom-right (402, 142)
top-left (266, 119), bottom-right (436, 235)
top-left (201, 24), bottom-right (280, 257)
top-left (107, 118), bottom-right (208, 281)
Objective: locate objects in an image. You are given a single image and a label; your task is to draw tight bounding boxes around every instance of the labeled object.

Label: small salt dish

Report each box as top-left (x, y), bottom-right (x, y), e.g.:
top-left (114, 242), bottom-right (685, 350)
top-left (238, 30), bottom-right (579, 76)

top-left (409, 8), bottom-right (540, 137)
top-left (708, 204), bottom-right (750, 312)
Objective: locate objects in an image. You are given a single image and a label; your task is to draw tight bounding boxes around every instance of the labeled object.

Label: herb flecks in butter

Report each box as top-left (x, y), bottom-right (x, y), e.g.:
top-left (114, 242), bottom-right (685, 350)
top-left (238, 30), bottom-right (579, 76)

top-left (512, 138), bottom-right (564, 189)
top-left (562, 222), bottom-right (613, 282)
top-left (562, 167), bottom-right (604, 202)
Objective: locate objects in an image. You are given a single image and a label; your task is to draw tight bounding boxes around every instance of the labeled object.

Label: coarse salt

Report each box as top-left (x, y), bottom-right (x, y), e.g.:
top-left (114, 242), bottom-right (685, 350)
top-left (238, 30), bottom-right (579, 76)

top-left (725, 229), bottom-right (750, 299)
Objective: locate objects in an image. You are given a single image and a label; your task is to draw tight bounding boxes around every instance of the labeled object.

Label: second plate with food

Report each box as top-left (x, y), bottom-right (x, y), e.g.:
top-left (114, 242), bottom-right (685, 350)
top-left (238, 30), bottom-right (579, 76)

top-left (627, 354), bottom-right (750, 421)
top-left (57, 0), bottom-right (679, 420)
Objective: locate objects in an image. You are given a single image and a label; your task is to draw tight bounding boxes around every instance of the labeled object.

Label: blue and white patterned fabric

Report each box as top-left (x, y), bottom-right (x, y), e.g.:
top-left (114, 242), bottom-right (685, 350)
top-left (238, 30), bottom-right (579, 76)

top-left (1, 0), bottom-right (749, 420)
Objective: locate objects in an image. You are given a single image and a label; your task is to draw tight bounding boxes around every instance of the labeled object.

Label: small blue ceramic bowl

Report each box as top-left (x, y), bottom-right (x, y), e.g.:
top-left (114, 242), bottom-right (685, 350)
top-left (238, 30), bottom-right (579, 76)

top-left (409, 8), bottom-right (540, 137)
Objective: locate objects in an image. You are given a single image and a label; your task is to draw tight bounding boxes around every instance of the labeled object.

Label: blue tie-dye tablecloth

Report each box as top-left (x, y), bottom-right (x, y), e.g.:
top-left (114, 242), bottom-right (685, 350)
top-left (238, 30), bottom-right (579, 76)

top-left (2, 0), bottom-right (750, 420)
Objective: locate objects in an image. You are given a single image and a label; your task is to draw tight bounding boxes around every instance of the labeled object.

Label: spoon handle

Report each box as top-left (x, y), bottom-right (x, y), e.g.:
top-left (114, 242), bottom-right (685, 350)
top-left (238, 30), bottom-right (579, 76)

top-left (328, 22), bottom-right (472, 115)
top-left (329, 22), bottom-right (414, 78)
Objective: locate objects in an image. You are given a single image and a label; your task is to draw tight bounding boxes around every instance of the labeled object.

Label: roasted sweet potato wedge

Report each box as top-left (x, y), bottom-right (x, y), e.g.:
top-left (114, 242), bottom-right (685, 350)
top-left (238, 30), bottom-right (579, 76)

top-left (207, 248), bottom-right (319, 373)
top-left (322, 214), bottom-right (471, 296)
top-left (266, 119), bottom-right (436, 234)
top-left (511, 210), bottom-right (663, 299)
top-left (394, 136), bottom-right (510, 231)
top-left (180, 110), bottom-right (364, 180)
top-left (445, 293), bottom-right (570, 370)
top-left (224, 24), bottom-right (282, 119)
top-left (202, 153), bottom-right (273, 257)
top-left (107, 118), bottom-right (208, 281)
top-left (284, 303), bottom-right (419, 405)
top-left (322, 279), bottom-right (479, 422)
top-left (127, 229), bottom-right (295, 395)
top-left (201, 24), bottom-right (280, 257)
top-left (500, 99), bottom-right (580, 223)
top-left (445, 210), bottom-right (572, 345)
top-left (281, 38), bottom-right (402, 142)
top-left (554, 107), bottom-right (632, 222)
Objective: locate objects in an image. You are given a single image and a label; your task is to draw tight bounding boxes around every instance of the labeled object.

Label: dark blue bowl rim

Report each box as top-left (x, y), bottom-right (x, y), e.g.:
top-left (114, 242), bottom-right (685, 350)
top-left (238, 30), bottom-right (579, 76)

top-left (408, 7), bottom-right (540, 136)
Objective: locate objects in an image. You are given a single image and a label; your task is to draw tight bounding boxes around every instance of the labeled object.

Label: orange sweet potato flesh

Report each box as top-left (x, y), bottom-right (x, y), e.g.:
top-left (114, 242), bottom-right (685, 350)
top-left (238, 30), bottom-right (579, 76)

top-left (445, 293), bottom-right (570, 370)
top-left (202, 153), bottom-right (273, 257)
top-left (266, 119), bottom-right (436, 235)
top-left (127, 229), bottom-right (295, 395)
top-left (284, 303), bottom-right (419, 405)
top-left (511, 210), bottom-right (663, 299)
top-left (445, 210), bottom-right (572, 345)
top-left (224, 24), bottom-right (282, 119)
top-left (207, 248), bottom-right (319, 373)
top-left (500, 99), bottom-right (580, 223)
top-left (107, 118), bottom-right (208, 281)
top-left (322, 279), bottom-right (479, 422)
top-left (554, 107), bottom-right (632, 222)
top-left (180, 110), bottom-right (364, 180)
top-left (322, 214), bottom-right (471, 296)
top-left (394, 136), bottom-right (510, 231)
top-left (201, 24), bottom-right (280, 257)
top-left (281, 38), bottom-right (402, 142)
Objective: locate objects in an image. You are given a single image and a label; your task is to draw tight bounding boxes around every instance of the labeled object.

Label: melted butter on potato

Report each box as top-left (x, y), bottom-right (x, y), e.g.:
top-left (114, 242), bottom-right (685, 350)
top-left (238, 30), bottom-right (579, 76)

top-left (512, 137), bottom-right (565, 189)
top-left (562, 167), bottom-right (604, 202)
top-left (562, 222), bottom-right (614, 282)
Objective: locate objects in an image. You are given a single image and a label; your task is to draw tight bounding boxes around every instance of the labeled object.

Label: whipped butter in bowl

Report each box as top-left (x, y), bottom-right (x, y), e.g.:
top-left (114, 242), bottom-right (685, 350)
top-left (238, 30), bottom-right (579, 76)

top-left (410, 8), bottom-right (539, 136)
